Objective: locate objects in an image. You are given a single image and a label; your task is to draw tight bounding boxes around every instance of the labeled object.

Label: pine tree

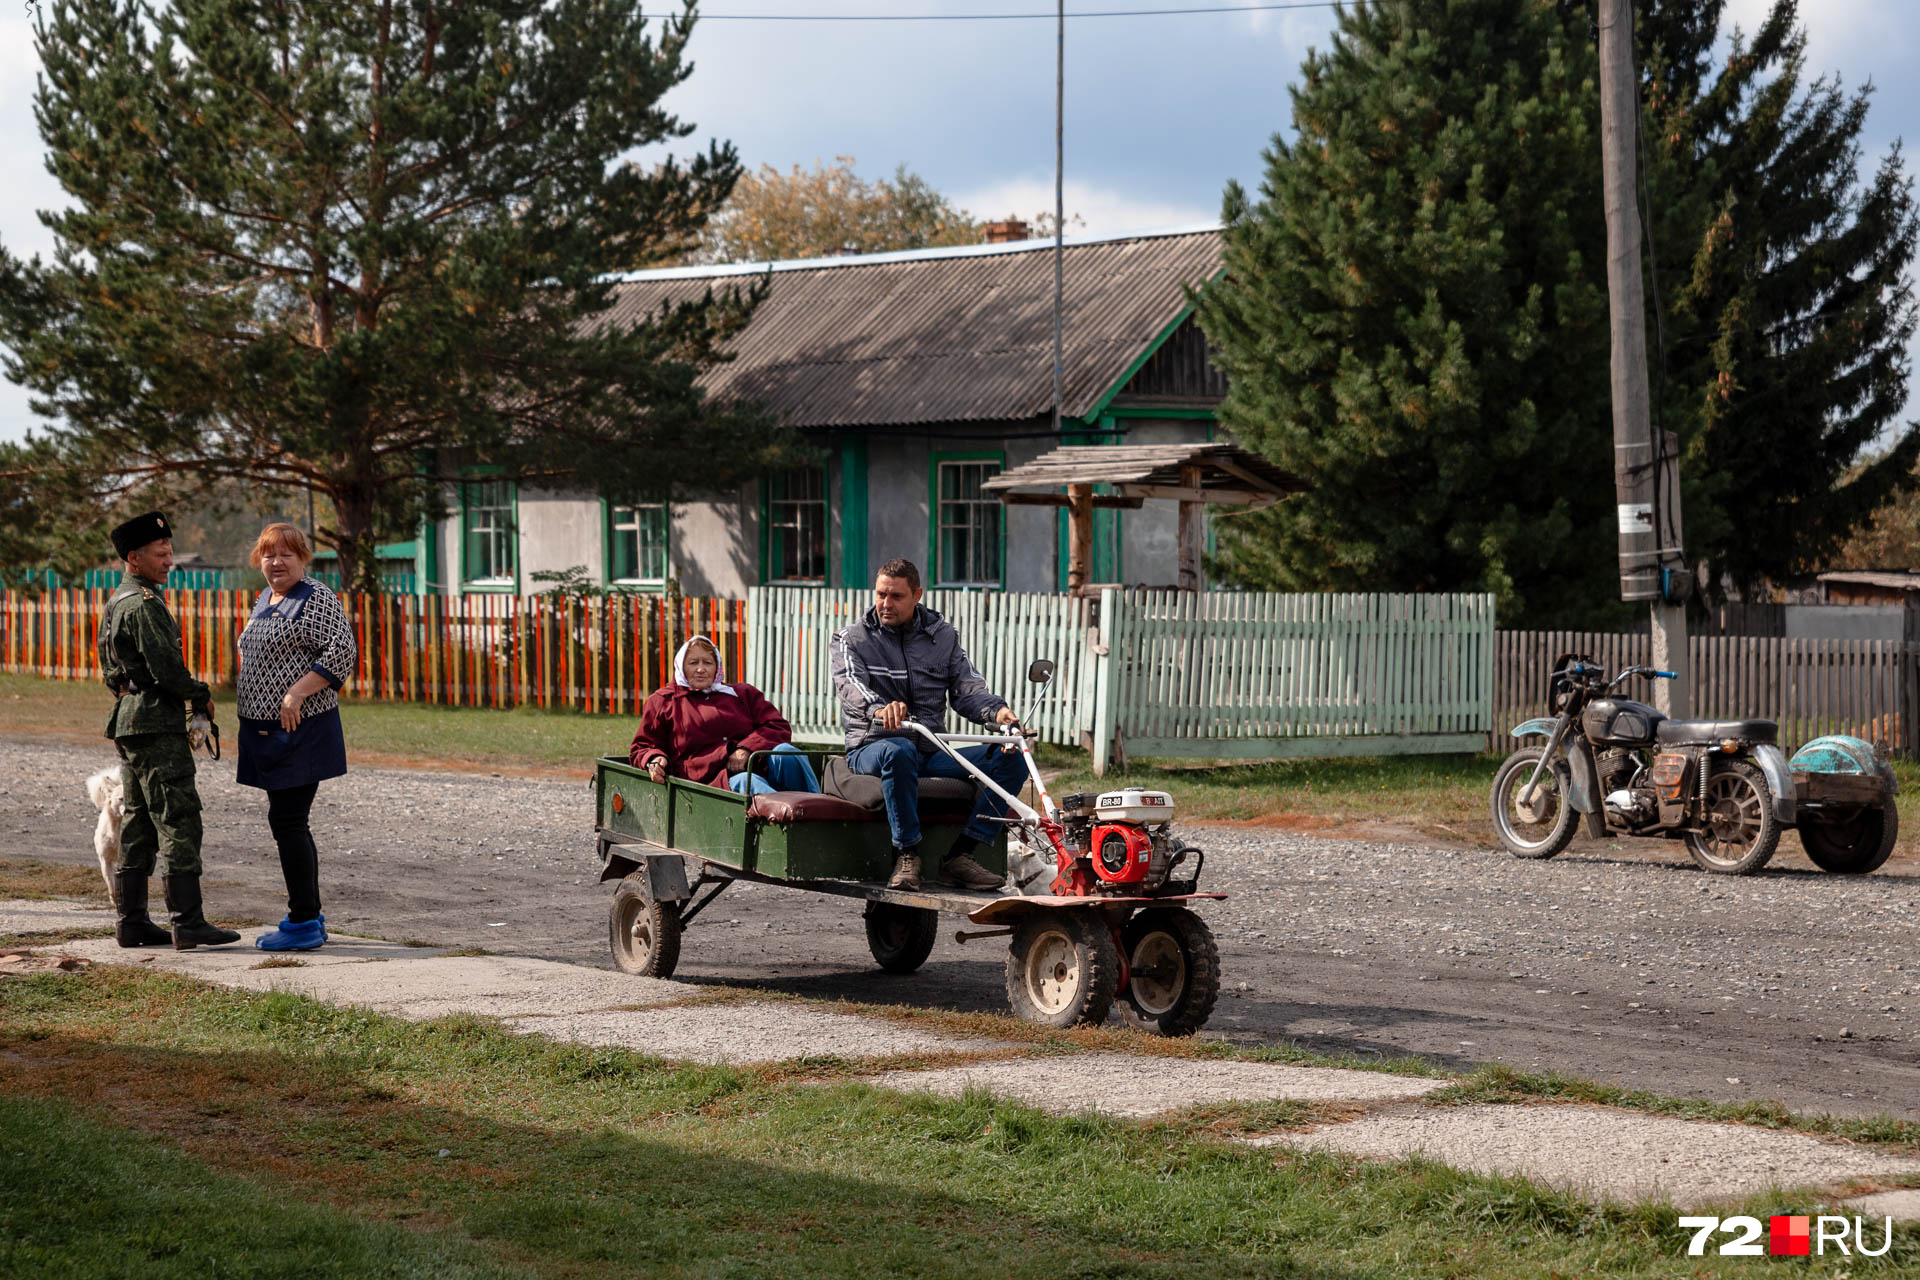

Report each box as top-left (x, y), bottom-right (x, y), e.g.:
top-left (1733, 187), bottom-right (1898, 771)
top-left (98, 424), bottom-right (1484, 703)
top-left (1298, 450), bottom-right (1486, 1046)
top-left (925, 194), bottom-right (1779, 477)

top-left (1196, 0), bottom-right (1620, 624)
top-left (1637, 0), bottom-right (1919, 597)
top-left (0, 0), bottom-right (788, 589)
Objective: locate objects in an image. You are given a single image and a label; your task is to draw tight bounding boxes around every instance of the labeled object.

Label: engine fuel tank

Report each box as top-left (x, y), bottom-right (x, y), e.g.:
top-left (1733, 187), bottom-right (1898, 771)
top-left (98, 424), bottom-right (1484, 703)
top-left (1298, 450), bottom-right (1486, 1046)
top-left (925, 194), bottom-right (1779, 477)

top-left (1580, 697), bottom-right (1664, 747)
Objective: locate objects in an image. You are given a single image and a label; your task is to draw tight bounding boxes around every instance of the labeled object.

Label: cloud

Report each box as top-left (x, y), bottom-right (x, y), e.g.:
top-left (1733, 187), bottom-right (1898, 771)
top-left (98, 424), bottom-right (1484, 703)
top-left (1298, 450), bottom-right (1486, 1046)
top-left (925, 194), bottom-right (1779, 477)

top-left (955, 176), bottom-right (1216, 238)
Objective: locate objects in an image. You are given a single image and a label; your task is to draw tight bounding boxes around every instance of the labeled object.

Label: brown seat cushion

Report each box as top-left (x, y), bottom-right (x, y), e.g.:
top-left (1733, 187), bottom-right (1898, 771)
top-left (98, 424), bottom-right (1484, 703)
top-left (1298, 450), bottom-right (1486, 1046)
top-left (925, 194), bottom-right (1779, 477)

top-left (746, 792), bottom-right (880, 824)
top-left (821, 755), bottom-right (978, 815)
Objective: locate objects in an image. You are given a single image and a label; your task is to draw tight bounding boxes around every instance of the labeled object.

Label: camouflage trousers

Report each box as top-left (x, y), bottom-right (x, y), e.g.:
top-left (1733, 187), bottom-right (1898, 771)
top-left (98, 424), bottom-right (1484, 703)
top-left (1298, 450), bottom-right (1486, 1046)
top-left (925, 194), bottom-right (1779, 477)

top-left (114, 732), bottom-right (202, 878)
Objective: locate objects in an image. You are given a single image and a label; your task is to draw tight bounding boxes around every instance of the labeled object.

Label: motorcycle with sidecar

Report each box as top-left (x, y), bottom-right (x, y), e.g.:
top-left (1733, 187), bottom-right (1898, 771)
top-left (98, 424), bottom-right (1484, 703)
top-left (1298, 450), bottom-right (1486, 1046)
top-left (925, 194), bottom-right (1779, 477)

top-left (1491, 655), bottom-right (1899, 875)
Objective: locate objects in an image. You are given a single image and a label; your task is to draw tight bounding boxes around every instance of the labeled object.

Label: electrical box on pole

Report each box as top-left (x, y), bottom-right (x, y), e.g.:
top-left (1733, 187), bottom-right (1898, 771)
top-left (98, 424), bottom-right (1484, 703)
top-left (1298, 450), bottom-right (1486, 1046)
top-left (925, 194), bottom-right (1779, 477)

top-left (1598, 0), bottom-right (1689, 714)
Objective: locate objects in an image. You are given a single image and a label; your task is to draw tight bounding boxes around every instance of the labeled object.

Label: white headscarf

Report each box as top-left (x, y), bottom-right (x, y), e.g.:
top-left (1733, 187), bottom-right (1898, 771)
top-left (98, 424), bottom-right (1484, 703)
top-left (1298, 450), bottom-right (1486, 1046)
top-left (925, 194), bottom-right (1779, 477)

top-left (673, 636), bottom-right (736, 696)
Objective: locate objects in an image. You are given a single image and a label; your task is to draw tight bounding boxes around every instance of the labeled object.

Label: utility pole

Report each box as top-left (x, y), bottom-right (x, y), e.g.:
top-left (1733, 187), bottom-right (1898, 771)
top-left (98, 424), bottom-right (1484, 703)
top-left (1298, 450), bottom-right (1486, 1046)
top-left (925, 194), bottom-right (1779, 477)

top-left (1598, 0), bottom-right (1688, 714)
top-left (1051, 0), bottom-right (1065, 441)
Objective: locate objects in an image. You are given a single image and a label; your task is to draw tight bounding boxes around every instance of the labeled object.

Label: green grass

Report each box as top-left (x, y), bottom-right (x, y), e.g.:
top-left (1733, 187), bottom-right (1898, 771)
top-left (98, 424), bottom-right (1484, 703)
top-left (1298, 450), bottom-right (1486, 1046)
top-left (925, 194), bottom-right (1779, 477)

top-left (0, 1093), bottom-right (520, 1279)
top-left (0, 671), bottom-right (627, 774)
top-left (2, 968), bottom-right (1914, 1278)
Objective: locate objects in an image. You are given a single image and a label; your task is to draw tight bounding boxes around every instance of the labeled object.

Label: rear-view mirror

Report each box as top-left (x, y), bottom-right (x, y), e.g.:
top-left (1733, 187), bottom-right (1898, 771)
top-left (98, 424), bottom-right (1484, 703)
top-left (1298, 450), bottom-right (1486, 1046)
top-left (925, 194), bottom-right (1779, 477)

top-left (1027, 659), bottom-right (1055, 684)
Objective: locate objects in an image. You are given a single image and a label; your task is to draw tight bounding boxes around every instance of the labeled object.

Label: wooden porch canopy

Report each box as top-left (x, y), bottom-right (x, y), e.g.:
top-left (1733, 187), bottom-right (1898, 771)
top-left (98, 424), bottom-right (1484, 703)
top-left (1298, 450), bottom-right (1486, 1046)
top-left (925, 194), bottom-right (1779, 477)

top-left (981, 442), bottom-right (1305, 592)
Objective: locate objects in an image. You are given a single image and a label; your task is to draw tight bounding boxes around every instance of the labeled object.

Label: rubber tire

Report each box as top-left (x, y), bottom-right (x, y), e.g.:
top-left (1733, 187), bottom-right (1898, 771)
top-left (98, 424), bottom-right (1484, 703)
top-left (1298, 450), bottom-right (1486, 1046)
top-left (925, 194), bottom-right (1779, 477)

top-left (1490, 747), bottom-right (1578, 859)
top-left (863, 902), bottom-right (939, 973)
top-left (609, 877), bottom-right (682, 978)
top-left (1121, 907), bottom-right (1222, 1037)
top-left (1685, 759), bottom-right (1781, 875)
top-left (1004, 910), bottom-right (1119, 1029)
top-left (1799, 803), bottom-right (1898, 875)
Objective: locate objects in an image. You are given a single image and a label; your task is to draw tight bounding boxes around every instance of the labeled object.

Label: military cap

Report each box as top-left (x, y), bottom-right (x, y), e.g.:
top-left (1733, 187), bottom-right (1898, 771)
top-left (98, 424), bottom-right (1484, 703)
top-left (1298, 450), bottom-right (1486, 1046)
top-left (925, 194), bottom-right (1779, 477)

top-left (110, 511), bottom-right (173, 558)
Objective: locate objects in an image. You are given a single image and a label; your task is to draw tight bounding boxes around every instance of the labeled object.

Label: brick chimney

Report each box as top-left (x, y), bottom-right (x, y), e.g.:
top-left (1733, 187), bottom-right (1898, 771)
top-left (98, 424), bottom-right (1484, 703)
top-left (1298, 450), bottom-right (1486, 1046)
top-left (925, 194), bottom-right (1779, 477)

top-left (982, 218), bottom-right (1032, 244)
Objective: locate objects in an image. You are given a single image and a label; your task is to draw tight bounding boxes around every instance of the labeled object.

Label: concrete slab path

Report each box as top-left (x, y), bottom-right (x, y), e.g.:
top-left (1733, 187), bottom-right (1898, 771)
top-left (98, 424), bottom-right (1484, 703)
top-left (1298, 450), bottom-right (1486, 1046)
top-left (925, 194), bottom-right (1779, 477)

top-left (864, 1051), bottom-right (1448, 1117)
top-left (11, 912), bottom-right (1917, 1214)
top-left (1259, 1104), bottom-right (1920, 1207)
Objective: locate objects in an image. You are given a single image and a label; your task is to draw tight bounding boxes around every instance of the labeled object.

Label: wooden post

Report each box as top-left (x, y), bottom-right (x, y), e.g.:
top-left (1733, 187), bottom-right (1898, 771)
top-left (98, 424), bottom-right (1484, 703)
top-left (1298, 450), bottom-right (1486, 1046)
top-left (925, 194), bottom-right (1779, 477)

top-left (1067, 484), bottom-right (1093, 593)
top-left (1177, 464), bottom-right (1204, 592)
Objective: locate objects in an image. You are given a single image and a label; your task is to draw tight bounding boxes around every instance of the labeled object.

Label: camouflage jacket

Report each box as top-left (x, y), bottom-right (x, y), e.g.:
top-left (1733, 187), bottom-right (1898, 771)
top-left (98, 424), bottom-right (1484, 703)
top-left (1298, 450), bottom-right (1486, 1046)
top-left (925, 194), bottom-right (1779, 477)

top-left (98, 570), bottom-right (212, 739)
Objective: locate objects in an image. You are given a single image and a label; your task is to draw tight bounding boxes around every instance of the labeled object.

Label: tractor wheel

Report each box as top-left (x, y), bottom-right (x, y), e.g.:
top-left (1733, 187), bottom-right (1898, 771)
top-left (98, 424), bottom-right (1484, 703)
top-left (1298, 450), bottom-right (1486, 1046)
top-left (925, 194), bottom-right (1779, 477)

top-left (1685, 760), bottom-right (1781, 875)
top-left (1799, 803), bottom-right (1898, 875)
top-left (1004, 909), bottom-right (1118, 1029)
top-left (863, 902), bottom-right (939, 973)
top-left (609, 877), bottom-right (682, 978)
top-left (1121, 908), bottom-right (1221, 1037)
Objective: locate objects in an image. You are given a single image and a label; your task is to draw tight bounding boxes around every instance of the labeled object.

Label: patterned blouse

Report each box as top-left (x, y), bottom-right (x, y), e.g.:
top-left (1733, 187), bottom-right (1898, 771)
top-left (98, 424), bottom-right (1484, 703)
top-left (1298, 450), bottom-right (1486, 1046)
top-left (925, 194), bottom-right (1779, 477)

top-left (236, 578), bottom-right (358, 720)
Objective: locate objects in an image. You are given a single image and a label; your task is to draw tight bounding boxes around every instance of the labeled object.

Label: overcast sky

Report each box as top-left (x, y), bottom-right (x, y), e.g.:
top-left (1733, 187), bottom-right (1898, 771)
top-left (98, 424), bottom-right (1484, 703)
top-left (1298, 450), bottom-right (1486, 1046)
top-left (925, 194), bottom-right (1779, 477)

top-left (1, 0), bottom-right (1912, 443)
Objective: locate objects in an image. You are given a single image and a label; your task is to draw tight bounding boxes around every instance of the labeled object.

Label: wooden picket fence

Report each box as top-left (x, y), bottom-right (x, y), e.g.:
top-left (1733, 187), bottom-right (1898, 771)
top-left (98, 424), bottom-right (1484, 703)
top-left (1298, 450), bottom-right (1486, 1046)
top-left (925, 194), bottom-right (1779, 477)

top-left (1096, 590), bottom-right (1495, 770)
top-left (747, 587), bottom-right (1498, 771)
top-left (1494, 631), bottom-right (1914, 754)
top-left (0, 587), bottom-right (745, 717)
top-left (746, 587), bottom-right (1097, 747)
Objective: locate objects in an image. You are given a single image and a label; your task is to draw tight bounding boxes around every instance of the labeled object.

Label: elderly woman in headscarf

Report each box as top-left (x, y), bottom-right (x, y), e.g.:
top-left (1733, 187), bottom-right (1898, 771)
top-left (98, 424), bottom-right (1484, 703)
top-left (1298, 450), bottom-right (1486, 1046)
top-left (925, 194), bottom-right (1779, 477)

top-left (628, 636), bottom-right (820, 795)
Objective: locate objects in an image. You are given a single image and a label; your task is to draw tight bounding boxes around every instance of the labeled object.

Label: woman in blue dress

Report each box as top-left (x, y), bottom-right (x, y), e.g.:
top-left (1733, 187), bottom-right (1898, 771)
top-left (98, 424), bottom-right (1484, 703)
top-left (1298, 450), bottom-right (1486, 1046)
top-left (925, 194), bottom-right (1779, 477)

top-left (236, 523), bottom-right (357, 951)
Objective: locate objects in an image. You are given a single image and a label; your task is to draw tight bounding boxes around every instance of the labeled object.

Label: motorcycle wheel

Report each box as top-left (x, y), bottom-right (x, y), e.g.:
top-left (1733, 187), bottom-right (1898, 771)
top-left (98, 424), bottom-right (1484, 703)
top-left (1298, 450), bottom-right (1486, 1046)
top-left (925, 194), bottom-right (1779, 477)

top-left (1799, 803), bottom-right (1898, 875)
top-left (1684, 759), bottom-right (1780, 875)
top-left (1490, 747), bottom-right (1577, 859)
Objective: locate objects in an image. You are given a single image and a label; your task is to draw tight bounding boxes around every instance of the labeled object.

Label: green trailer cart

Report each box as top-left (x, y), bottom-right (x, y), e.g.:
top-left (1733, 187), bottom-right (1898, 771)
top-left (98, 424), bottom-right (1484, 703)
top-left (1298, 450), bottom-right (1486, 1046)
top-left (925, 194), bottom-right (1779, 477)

top-left (592, 745), bottom-right (1224, 1032)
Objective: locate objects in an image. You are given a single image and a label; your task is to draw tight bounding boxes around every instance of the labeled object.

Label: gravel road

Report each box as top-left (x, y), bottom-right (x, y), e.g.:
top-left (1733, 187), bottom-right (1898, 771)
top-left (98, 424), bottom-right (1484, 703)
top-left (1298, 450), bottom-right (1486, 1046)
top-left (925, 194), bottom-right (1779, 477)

top-left (6, 735), bottom-right (1916, 1121)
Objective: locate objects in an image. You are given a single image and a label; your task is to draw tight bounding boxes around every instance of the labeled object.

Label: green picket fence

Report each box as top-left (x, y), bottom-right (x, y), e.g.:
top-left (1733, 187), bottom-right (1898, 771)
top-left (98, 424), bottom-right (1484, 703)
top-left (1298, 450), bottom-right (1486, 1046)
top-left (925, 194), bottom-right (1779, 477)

top-left (745, 588), bottom-right (1096, 748)
top-left (748, 587), bottom-right (1495, 773)
top-left (1092, 590), bottom-right (1496, 772)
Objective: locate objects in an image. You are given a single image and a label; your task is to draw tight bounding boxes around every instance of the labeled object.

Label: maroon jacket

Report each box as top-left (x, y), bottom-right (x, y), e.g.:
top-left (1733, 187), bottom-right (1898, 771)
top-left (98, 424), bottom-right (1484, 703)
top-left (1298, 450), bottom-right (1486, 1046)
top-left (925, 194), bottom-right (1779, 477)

top-left (628, 682), bottom-right (793, 787)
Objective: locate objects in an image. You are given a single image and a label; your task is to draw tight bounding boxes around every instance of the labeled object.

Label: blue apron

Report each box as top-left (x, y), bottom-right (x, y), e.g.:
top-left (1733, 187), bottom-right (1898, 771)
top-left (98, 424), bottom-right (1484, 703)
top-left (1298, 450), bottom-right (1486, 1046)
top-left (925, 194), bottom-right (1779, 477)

top-left (236, 706), bottom-right (348, 791)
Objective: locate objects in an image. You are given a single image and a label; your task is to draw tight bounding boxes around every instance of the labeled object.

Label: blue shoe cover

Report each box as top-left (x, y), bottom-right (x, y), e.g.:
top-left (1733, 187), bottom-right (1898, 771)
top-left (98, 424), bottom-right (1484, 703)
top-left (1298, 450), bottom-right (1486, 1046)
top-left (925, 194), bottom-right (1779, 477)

top-left (255, 915), bottom-right (327, 951)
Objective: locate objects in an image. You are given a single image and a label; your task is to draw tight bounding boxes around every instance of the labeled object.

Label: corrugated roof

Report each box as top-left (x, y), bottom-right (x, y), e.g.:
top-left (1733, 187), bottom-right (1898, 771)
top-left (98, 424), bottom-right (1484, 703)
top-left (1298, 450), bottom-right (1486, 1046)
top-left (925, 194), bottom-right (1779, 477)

top-left (598, 228), bottom-right (1223, 428)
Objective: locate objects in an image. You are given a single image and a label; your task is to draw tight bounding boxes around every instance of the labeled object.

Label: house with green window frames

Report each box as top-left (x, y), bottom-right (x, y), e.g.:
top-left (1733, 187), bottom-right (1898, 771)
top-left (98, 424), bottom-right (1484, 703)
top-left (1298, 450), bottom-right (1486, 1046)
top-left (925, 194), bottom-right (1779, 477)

top-left (423, 226), bottom-right (1229, 597)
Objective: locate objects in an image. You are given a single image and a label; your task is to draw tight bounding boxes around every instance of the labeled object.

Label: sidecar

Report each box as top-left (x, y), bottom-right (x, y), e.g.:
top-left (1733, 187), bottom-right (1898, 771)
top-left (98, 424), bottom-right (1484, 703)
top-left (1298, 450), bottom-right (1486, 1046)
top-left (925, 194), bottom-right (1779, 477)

top-left (1789, 735), bottom-right (1900, 874)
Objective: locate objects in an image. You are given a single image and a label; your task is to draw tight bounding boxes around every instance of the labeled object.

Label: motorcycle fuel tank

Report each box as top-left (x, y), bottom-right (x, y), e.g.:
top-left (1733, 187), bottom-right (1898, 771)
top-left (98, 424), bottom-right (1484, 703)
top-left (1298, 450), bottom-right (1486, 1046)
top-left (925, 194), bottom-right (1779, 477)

top-left (1580, 697), bottom-right (1663, 746)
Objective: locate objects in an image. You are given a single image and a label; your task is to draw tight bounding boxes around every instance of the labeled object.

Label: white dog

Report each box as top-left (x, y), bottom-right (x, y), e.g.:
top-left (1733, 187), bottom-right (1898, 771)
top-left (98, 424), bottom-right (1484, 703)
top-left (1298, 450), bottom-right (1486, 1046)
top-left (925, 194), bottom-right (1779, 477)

top-left (84, 763), bottom-right (129, 906)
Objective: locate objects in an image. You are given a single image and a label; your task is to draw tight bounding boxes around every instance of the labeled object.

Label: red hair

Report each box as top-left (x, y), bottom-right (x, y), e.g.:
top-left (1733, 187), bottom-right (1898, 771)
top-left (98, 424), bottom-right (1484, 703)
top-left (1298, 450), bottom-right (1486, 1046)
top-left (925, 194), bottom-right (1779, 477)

top-left (248, 522), bottom-right (312, 567)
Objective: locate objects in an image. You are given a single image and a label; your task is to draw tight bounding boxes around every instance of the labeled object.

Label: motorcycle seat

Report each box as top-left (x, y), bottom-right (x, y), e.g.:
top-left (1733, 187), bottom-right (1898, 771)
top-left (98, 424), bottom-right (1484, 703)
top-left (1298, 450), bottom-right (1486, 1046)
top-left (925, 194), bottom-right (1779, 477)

top-left (1654, 718), bottom-right (1778, 745)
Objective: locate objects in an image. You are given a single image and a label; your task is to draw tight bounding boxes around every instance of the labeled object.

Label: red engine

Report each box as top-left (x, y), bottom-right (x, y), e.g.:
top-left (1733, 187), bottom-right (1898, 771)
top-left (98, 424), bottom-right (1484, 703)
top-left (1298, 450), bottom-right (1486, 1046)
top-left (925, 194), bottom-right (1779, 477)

top-left (1091, 823), bottom-right (1155, 885)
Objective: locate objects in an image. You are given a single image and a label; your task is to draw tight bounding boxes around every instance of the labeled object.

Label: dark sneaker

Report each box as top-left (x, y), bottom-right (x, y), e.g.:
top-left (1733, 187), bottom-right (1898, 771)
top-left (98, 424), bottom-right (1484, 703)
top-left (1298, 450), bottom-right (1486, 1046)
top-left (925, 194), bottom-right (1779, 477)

top-left (887, 852), bottom-right (921, 891)
top-left (939, 853), bottom-right (1003, 891)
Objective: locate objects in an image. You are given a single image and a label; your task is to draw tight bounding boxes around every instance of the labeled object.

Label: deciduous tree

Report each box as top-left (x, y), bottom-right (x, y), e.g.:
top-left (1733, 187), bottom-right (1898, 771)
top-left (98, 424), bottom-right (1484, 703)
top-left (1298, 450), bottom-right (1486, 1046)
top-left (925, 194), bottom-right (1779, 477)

top-left (699, 157), bottom-right (981, 262)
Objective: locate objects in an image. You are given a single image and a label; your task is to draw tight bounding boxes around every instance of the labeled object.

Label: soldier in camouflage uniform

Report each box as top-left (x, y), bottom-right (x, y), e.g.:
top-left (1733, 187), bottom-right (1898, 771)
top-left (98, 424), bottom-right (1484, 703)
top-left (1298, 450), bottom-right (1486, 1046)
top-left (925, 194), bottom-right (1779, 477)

top-left (99, 511), bottom-right (240, 949)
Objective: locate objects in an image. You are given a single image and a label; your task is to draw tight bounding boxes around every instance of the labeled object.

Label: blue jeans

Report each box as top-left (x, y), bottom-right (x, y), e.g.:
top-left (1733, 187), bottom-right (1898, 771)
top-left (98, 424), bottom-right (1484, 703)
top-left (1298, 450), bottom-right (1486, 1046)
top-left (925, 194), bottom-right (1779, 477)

top-left (846, 736), bottom-right (1029, 851)
top-left (727, 743), bottom-right (822, 797)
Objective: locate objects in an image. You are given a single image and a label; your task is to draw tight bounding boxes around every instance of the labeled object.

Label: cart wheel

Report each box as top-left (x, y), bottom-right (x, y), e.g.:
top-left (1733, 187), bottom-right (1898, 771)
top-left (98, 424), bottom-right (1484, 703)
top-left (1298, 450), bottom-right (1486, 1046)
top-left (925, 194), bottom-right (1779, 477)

top-left (609, 877), bottom-right (682, 978)
top-left (863, 902), bottom-right (939, 973)
top-left (1799, 803), bottom-right (1898, 875)
top-left (1004, 910), bottom-right (1118, 1029)
top-left (1121, 907), bottom-right (1221, 1037)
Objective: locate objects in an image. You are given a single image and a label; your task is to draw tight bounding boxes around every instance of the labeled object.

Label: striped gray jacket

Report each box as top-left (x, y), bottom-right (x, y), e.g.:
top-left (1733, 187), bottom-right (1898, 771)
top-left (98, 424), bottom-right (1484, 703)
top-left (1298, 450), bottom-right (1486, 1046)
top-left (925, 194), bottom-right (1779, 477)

top-left (829, 604), bottom-right (1007, 752)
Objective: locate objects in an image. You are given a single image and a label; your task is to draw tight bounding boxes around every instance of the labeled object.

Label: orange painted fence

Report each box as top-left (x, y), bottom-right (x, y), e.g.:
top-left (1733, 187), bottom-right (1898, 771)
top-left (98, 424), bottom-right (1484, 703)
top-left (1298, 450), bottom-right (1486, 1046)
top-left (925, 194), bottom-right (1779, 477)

top-left (0, 588), bottom-right (747, 717)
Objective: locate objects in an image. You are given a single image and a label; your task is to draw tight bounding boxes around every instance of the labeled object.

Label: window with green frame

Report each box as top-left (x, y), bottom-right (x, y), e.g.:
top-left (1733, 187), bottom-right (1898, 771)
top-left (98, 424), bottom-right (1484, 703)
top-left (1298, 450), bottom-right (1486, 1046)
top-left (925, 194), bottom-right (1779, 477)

top-left (933, 456), bottom-right (1003, 587)
top-left (607, 502), bottom-right (669, 585)
top-left (461, 477), bottom-right (516, 587)
top-left (764, 466), bottom-right (828, 583)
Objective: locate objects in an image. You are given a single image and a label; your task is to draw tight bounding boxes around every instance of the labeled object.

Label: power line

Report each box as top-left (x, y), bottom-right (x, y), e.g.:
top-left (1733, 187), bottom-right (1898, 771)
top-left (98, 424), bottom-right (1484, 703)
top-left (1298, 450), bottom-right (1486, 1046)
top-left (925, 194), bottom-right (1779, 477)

top-left (699, 3), bottom-right (1341, 20)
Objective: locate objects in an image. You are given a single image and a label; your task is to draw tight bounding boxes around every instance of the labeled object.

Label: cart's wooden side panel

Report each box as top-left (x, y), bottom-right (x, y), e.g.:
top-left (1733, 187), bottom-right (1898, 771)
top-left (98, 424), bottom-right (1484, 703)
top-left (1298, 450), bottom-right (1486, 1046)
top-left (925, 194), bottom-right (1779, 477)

top-left (598, 756), bottom-right (753, 872)
top-left (752, 823), bottom-right (1006, 881)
